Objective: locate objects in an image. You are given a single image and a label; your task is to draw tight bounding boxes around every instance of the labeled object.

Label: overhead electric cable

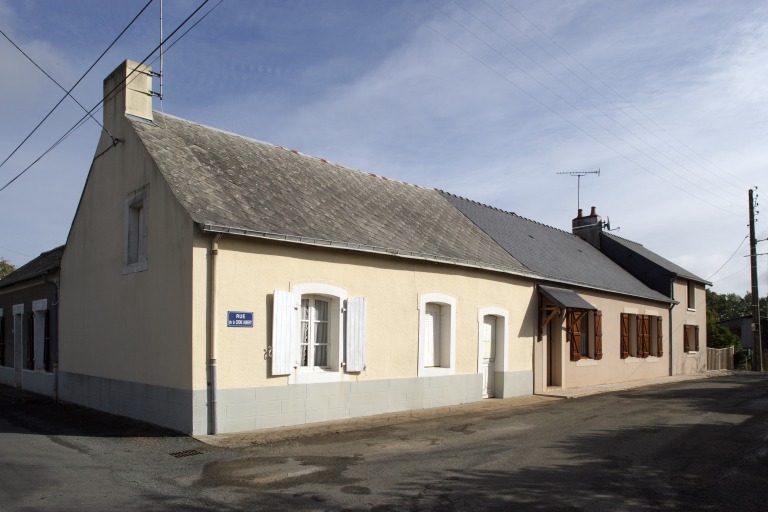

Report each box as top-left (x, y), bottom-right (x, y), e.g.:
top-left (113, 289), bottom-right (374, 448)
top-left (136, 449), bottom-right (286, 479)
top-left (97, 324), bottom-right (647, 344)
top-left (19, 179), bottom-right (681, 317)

top-left (446, 2), bottom-right (741, 207)
top-left (0, 0), bottom-right (154, 172)
top-left (0, 28), bottom-right (105, 130)
top-left (85, 0), bottom-right (225, 135)
top-left (416, 5), bottom-right (736, 214)
top-left (470, 0), bottom-right (744, 203)
top-left (0, 0), bottom-right (211, 193)
top-left (500, 0), bottom-right (745, 192)
top-left (707, 235), bottom-right (748, 280)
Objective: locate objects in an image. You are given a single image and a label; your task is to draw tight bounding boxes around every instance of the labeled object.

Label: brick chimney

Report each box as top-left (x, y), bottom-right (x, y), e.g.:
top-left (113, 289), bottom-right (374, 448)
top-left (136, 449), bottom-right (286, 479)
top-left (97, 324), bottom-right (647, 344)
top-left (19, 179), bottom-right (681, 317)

top-left (103, 60), bottom-right (153, 132)
top-left (572, 206), bottom-right (602, 249)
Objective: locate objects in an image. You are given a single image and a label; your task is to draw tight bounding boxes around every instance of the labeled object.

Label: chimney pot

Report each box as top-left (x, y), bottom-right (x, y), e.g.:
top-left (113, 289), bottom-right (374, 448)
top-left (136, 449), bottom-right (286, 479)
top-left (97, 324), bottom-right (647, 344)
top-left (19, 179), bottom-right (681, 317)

top-left (590, 206), bottom-right (597, 216)
top-left (577, 208), bottom-right (583, 218)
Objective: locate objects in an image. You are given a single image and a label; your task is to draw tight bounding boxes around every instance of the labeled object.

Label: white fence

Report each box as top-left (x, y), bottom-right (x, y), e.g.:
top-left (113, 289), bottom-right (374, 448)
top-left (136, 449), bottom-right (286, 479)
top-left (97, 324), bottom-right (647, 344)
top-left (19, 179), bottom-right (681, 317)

top-left (707, 346), bottom-right (734, 370)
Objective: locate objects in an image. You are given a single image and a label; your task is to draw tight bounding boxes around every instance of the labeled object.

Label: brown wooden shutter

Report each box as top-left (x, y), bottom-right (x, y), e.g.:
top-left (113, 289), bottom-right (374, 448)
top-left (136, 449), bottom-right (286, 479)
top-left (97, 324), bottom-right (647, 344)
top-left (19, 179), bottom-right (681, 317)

top-left (568, 310), bottom-right (582, 361)
top-left (594, 311), bottom-right (603, 360)
top-left (641, 315), bottom-right (651, 358)
top-left (683, 325), bottom-right (690, 352)
top-left (620, 313), bottom-right (630, 359)
top-left (695, 325), bottom-right (700, 351)
top-left (656, 316), bottom-right (663, 357)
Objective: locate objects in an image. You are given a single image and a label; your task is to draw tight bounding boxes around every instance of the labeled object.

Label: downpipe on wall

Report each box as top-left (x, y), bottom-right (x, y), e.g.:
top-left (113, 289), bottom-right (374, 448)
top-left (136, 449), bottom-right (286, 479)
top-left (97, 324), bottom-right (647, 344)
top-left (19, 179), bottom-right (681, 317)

top-left (209, 233), bottom-right (223, 435)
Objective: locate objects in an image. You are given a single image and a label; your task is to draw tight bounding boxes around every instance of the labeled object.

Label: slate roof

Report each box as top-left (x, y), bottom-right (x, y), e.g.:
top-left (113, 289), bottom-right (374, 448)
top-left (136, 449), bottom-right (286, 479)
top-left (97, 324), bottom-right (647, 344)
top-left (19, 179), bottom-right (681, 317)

top-left (601, 232), bottom-right (710, 284)
top-left (129, 113), bottom-right (529, 275)
top-left (0, 245), bottom-right (64, 289)
top-left (440, 192), bottom-right (672, 303)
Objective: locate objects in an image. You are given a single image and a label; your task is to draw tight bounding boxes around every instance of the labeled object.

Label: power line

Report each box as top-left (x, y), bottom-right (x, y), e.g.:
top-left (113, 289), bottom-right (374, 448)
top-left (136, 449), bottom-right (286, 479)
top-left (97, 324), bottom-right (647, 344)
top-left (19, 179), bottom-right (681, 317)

top-left (84, 0), bottom-right (225, 137)
top-left (471, 0), bottom-right (744, 203)
top-left (0, 0), bottom-right (212, 193)
top-left (415, 4), bottom-right (738, 214)
top-left (500, 0), bottom-right (746, 193)
top-left (0, 0), bottom-right (154, 172)
top-left (707, 234), bottom-right (748, 280)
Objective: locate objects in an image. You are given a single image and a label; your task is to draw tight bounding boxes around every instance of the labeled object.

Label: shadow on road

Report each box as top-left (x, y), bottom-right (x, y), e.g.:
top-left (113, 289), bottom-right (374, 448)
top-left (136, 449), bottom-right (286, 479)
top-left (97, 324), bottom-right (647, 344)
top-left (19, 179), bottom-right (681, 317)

top-left (0, 386), bottom-right (182, 438)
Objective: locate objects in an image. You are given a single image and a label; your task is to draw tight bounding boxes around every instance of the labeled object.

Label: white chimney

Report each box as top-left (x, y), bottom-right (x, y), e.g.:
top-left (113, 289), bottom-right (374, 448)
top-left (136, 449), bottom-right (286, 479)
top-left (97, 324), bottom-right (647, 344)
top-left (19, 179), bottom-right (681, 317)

top-left (103, 60), bottom-right (153, 131)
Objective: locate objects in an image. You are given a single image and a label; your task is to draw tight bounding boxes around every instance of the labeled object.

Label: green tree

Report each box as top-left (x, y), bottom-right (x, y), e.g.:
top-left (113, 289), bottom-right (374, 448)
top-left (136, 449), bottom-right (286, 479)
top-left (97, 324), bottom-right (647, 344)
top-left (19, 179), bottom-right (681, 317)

top-left (706, 289), bottom-right (751, 320)
top-left (706, 306), bottom-right (741, 350)
top-left (0, 257), bottom-right (15, 280)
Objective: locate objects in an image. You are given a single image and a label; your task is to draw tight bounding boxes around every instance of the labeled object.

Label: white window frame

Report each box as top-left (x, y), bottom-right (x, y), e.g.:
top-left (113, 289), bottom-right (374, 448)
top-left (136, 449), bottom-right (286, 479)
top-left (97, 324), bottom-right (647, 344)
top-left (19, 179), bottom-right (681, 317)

top-left (418, 293), bottom-right (456, 377)
top-left (476, 307), bottom-right (509, 376)
top-left (13, 303), bottom-right (23, 372)
top-left (32, 299), bottom-right (49, 373)
top-left (687, 281), bottom-right (696, 311)
top-left (0, 307), bottom-right (5, 367)
top-left (290, 283), bottom-right (347, 384)
top-left (123, 185), bottom-right (149, 274)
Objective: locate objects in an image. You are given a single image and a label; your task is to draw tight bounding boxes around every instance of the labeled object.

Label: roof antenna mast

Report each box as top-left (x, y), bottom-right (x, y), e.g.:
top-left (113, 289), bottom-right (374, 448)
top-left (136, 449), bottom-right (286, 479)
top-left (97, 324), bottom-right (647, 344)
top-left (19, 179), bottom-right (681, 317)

top-left (150, 0), bottom-right (163, 101)
top-left (557, 169), bottom-right (600, 211)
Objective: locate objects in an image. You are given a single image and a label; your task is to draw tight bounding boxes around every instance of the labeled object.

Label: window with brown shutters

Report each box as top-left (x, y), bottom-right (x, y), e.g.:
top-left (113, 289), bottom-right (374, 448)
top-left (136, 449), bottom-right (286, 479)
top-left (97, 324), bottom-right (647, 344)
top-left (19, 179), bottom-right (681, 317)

top-left (684, 324), bottom-right (699, 352)
top-left (620, 313), bottom-right (630, 359)
top-left (594, 311), bottom-right (603, 360)
top-left (568, 310), bottom-right (600, 361)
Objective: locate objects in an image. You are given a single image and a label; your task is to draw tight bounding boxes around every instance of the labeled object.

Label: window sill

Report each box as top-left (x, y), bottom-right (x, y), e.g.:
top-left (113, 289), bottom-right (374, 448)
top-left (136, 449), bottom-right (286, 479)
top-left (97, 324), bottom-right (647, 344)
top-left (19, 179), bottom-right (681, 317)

top-left (419, 366), bottom-right (455, 377)
top-left (290, 367), bottom-right (343, 384)
top-left (21, 368), bottom-right (53, 374)
top-left (685, 351), bottom-right (698, 356)
top-left (122, 259), bottom-right (148, 275)
top-left (624, 357), bottom-right (642, 364)
top-left (576, 358), bottom-right (597, 367)
top-left (686, 308), bottom-right (697, 313)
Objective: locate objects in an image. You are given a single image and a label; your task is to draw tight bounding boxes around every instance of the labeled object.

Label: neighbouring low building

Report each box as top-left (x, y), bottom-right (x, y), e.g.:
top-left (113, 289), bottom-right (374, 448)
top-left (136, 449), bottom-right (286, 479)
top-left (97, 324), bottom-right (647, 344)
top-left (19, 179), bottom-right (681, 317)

top-left (53, 60), bottom-right (709, 435)
top-left (0, 245), bottom-right (63, 396)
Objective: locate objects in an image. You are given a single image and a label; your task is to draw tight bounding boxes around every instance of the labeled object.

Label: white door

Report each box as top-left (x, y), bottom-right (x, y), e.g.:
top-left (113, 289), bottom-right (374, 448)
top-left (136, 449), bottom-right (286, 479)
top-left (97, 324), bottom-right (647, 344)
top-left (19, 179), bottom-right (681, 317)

top-left (481, 315), bottom-right (496, 398)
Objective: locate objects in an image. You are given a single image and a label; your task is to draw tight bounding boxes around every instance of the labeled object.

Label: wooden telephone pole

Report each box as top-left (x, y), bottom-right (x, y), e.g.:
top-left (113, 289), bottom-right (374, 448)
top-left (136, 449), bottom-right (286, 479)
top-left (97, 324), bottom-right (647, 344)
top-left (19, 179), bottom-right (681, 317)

top-left (748, 188), bottom-right (763, 371)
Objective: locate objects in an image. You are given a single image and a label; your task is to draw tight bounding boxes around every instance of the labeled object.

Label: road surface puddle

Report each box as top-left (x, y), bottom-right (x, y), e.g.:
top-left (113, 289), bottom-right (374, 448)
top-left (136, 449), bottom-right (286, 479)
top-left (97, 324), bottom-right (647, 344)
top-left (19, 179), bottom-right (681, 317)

top-left (198, 455), bottom-right (362, 489)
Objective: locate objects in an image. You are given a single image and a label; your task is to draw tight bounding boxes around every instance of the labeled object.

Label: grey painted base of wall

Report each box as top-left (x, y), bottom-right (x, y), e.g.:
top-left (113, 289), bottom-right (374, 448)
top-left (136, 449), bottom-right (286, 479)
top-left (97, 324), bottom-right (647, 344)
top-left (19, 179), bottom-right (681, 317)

top-left (58, 372), bottom-right (192, 433)
top-left (495, 370), bottom-right (533, 398)
top-left (56, 371), bottom-right (535, 436)
top-left (203, 373), bottom-right (486, 436)
top-left (0, 367), bottom-right (54, 396)
top-left (0, 367), bottom-right (13, 387)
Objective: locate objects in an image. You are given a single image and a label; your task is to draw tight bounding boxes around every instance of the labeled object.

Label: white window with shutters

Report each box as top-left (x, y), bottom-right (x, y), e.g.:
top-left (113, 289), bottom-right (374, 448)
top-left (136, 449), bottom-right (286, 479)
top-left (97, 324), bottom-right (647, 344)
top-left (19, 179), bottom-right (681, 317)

top-left (418, 293), bottom-right (456, 376)
top-left (271, 283), bottom-right (366, 383)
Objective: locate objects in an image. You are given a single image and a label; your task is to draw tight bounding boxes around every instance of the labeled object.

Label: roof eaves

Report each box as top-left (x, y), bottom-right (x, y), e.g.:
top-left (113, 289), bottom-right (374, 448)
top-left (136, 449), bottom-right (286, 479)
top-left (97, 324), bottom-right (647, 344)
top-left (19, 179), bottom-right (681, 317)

top-left (602, 233), bottom-right (711, 286)
top-left (199, 223), bottom-right (540, 281)
top-left (535, 275), bottom-right (677, 305)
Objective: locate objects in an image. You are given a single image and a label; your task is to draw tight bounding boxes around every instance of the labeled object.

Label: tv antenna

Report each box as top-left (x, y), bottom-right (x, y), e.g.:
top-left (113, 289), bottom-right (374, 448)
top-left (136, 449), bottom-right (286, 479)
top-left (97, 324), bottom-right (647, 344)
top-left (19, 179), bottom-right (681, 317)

top-left (150, 0), bottom-right (164, 101)
top-left (557, 169), bottom-right (600, 211)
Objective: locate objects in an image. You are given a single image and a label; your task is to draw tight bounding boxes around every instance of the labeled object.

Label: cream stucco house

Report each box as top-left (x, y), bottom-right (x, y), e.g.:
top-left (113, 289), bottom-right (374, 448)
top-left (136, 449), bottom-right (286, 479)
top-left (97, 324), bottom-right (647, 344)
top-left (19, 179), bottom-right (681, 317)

top-left (56, 61), bottom-right (708, 435)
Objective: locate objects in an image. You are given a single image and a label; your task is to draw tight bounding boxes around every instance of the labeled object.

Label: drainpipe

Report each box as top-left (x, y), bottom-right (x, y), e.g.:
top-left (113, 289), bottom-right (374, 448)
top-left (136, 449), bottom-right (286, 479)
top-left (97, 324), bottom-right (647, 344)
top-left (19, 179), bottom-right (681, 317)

top-left (669, 277), bottom-right (675, 377)
top-left (208, 233), bottom-right (223, 435)
top-left (43, 271), bottom-right (59, 401)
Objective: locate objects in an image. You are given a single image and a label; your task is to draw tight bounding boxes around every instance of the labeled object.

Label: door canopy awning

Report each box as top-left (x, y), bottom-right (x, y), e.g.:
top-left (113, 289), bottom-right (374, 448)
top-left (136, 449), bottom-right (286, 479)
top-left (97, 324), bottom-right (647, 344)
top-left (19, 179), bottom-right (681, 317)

top-left (537, 285), bottom-right (596, 341)
top-left (538, 285), bottom-right (596, 311)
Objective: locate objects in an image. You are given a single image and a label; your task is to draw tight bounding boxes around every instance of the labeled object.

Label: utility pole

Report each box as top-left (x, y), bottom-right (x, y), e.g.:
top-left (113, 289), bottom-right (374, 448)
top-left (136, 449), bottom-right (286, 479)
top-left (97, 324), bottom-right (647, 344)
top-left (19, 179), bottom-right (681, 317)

top-left (748, 188), bottom-right (763, 371)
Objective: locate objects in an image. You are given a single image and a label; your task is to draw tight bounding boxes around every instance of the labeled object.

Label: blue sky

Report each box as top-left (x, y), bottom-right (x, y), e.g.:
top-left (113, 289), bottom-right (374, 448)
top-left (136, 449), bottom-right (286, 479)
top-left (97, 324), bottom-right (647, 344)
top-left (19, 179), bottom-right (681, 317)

top-left (1, 0), bottom-right (766, 296)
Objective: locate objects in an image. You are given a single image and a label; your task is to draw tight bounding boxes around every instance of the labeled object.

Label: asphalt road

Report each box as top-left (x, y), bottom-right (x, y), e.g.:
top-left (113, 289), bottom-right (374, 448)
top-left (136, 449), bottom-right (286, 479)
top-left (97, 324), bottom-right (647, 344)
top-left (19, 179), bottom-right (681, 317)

top-left (1, 373), bottom-right (767, 511)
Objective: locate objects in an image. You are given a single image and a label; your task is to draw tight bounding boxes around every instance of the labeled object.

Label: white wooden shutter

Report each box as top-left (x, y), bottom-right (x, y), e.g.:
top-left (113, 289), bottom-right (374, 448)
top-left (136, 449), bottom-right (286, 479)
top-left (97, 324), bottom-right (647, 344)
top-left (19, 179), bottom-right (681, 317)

top-left (272, 290), bottom-right (295, 375)
top-left (345, 296), bottom-right (367, 372)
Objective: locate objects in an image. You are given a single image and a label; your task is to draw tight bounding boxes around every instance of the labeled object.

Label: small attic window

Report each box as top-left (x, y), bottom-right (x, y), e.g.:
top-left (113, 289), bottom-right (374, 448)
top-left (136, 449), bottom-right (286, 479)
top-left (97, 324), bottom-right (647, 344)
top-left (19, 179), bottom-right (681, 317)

top-left (123, 185), bottom-right (148, 274)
